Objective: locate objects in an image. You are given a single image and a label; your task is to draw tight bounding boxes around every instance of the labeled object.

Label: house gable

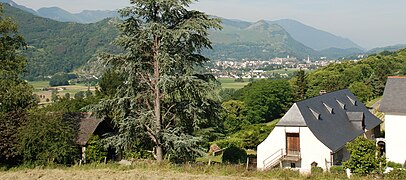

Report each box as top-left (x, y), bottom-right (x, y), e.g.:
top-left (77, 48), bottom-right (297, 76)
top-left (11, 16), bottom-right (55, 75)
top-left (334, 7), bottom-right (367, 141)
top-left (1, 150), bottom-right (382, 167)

top-left (380, 76), bottom-right (406, 113)
top-left (277, 103), bottom-right (307, 127)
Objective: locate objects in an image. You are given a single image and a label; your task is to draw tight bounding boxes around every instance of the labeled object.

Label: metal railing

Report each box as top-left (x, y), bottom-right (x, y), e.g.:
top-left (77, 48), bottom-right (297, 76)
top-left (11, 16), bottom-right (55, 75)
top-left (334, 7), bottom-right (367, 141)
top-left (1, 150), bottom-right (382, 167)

top-left (263, 148), bottom-right (285, 169)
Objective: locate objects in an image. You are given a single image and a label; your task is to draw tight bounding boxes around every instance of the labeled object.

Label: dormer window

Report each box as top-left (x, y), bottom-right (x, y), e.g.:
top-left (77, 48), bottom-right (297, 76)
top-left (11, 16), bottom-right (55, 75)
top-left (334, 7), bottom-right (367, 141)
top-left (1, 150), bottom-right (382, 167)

top-left (323, 102), bottom-right (334, 114)
top-left (309, 107), bottom-right (321, 120)
top-left (336, 99), bottom-right (346, 110)
top-left (347, 95), bottom-right (357, 106)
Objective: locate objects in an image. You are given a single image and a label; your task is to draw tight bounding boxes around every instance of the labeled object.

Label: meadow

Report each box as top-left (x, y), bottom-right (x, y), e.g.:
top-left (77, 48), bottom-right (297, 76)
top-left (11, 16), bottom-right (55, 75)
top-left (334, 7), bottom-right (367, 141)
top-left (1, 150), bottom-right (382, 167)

top-left (218, 78), bottom-right (250, 89)
top-left (0, 161), bottom-right (357, 180)
top-left (28, 81), bottom-right (95, 103)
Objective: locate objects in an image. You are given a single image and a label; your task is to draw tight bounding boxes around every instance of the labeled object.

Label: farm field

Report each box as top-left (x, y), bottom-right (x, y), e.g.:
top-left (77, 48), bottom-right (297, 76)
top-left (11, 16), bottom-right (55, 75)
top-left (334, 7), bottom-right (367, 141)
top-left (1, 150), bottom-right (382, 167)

top-left (218, 78), bottom-right (250, 89)
top-left (28, 81), bottom-right (96, 103)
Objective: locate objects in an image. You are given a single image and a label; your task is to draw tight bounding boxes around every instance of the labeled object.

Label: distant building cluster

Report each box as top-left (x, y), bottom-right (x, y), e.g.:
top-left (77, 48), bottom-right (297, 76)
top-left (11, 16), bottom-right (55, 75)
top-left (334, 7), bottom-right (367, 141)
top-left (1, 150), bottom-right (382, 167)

top-left (210, 56), bottom-right (338, 79)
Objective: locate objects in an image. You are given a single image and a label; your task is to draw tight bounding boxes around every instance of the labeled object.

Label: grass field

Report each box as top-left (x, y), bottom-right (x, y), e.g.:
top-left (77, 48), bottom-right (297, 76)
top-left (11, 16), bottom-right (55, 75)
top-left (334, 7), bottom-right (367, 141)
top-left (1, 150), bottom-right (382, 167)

top-left (218, 78), bottom-right (250, 89)
top-left (28, 81), bottom-right (95, 103)
top-left (0, 161), bottom-right (356, 180)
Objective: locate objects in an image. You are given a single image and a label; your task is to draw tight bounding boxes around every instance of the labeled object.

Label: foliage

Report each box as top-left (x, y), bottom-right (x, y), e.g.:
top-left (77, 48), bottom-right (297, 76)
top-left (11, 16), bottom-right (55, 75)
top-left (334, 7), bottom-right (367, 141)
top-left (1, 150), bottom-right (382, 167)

top-left (385, 169), bottom-right (406, 180)
top-left (218, 88), bottom-right (236, 102)
top-left (74, 91), bottom-right (85, 100)
top-left (45, 96), bottom-right (99, 113)
top-left (0, 4), bottom-right (36, 165)
top-left (220, 100), bottom-right (248, 134)
top-left (49, 73), bottom-right (70, 87)
top-left (222, 145), bottom-right (247, 164)
top-left (329, 166), bottom-right (345, 175)
top-left (387, 161), bottom-right (403, 168)
top-left (343, 137), bottom-right (384, 175)
top-left (349, 81), bottom-right (373, 102)
top-left (97, 69), bottom-right (125, 97)
top-left (311, 166), bottom-right (323, 174)
top-left (92, 0), bottom-right (222, 162)
top-left (85, 135), bottom-right (107, 163)
top-left (51, 89), bottom-right (59, 102)
top-left (290, 69), bottom-right (307, 101)
top-left (234, 79), bottom-right (293, 123)
top-left (306, 49), bottom-right (406, 98)
top-left (0, 110), bottom-right (26, 164)
top-left (213, 121), bottom-right (277, 149)
top-left (18, 109), bottom-right (79, 165)
top-left (2, 5), bottom-right (118, 79)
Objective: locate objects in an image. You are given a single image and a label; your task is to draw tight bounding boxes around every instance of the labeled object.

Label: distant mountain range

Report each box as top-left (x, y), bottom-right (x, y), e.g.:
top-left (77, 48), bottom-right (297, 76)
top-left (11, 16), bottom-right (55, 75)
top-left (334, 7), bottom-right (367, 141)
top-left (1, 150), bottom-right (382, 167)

top-left (367, 44), bottom-right (406, 55)
top-left (0, 0), bottom-right (117, 23)
top-left (2, 0), bottom-right (406, 79)
top-left (207, 20), bottom-right (320, 59)
top-left (268, 19), bottom-right (364, 51)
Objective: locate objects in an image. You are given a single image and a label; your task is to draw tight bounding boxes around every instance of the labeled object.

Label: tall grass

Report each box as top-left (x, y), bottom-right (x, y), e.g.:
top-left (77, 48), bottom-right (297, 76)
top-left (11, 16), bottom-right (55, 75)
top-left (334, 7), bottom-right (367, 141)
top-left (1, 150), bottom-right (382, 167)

top-left (1, 160), bottom-right (375, 179)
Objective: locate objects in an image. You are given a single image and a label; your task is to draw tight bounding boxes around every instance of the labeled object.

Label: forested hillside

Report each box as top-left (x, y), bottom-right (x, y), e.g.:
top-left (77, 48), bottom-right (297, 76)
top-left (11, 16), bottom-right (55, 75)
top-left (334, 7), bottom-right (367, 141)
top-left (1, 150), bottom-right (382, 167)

top-left (3, 4), bottom-right (118, 80)
top-left (206, 20), bottom-right (320, 59)
top-left (303, 48), bottom-right (406, 100)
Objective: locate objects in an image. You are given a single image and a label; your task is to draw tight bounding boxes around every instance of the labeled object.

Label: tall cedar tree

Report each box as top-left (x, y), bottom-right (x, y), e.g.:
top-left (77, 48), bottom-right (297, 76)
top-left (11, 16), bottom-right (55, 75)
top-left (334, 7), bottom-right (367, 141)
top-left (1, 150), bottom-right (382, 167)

top-left (95, 0), bottom-right (221, 162)
top-left (0, 5), bottom-right (35, 164)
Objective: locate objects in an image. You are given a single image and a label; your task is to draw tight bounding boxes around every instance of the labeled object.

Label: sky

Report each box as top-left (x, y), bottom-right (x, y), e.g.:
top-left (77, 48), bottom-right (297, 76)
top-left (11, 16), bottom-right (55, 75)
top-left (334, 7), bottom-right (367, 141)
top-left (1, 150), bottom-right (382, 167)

top-left (12, 0), bottom-right (406, 49)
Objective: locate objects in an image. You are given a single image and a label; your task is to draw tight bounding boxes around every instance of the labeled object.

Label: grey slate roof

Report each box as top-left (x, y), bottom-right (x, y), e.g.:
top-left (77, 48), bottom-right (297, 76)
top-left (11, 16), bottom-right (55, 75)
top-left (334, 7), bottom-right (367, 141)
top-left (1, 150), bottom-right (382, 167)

top-left (379, 77), bottom-right (406, 113)
top-left (277, 89), bottom-right (382, 152)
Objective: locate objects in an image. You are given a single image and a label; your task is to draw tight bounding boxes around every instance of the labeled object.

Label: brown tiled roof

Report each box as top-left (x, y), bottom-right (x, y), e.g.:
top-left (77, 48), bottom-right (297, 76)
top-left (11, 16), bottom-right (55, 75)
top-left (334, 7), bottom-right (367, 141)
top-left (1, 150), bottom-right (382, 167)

top-left (76, 114), bottom-right (103, 146)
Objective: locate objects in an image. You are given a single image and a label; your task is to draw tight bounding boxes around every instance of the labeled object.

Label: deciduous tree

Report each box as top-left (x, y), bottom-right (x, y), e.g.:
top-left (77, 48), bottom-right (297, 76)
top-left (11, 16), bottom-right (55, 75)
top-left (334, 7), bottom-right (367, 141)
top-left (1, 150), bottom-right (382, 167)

top-left (0, 5), bottom-right (36, 164)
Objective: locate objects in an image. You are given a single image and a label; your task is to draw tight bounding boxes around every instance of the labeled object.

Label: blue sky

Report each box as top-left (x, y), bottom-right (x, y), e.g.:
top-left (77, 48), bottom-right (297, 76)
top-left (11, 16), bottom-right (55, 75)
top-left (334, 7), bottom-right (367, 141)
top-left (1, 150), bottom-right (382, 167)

top-left (13, 0), bottom-right (406, 49)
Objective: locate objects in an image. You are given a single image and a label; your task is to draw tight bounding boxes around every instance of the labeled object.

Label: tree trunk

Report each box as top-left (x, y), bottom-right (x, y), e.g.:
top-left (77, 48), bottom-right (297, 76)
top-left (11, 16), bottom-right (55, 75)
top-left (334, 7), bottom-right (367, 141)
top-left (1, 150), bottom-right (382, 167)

top-left (156, 145), bottom-right (163, 162)
top-left (153, 36), bottom-right (163, 162)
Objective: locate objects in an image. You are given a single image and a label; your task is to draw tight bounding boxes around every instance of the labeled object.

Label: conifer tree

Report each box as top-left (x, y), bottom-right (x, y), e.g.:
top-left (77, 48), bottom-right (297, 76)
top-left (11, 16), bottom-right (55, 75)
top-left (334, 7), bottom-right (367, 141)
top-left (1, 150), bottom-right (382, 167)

top-left (95, 0), bottom-right (221, 162)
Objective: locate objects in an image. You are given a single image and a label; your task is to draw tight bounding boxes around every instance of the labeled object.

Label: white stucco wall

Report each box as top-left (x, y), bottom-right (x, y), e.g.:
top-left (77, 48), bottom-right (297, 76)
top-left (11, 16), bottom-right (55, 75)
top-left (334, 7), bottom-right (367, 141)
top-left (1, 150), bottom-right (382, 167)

top-left (299, 127), bottom-right (332, 173)
top-left (385, 113), bottom-right (406, 165)
top-left (257, 126), bottom-right (332, 173)
top-left (257, 126), bottom-right (286, 169)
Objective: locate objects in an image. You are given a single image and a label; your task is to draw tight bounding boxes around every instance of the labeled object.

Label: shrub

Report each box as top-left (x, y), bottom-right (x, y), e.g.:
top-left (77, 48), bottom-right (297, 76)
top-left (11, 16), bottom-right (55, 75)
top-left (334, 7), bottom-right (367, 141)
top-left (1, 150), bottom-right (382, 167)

top-left (222, 145), bottom-right (247, 164)
top-left (343, 137), bottom-right (384, 175)
top-left (385, 168), bottom-right (406, 180)
top-left (49, 73), bottom-right (70, 87)
top-left (18, 110), bottom-right (79, 165)
top-left (387, 161), bottom-right (403, 168)
top-left (311, 166), bottom-right (323, 174)
top-left (330, 166), bottom-right (345, 174)
top-left (85, 135), bottom-right (107, 163)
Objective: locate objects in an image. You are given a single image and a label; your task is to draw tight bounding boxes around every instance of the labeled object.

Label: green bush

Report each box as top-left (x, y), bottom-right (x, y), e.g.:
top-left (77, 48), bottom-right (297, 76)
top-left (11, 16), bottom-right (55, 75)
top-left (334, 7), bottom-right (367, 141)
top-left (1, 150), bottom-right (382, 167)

top-left (343, 137), bottom-right (384, 175)
top-left (387, 161), bottom-right (403, 168)
top-left (311, 166), bottom-right (323, 174)
top-left (49, 73), bottom-right (70, 87)
top-left (18, 110), bottom-right (79, 165)
top-left (385, 168), bottom-right (406, 180)
top-left (85, 135), bottom-right (107, 163)
top-left (212, 121), bottom-right (277, 150)
top-left (222, 145), bottom-right (247, 164)
top-left (330, 166), bottom-right (345, 174)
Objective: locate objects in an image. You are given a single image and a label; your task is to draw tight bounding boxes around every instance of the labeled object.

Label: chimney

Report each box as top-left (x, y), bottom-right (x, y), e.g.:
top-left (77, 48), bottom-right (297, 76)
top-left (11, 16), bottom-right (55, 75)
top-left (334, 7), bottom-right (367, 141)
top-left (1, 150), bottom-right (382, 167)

top-left (346, 112), bottom-right (365, 131)
top-left (319, 90), bottom-right (327, 95)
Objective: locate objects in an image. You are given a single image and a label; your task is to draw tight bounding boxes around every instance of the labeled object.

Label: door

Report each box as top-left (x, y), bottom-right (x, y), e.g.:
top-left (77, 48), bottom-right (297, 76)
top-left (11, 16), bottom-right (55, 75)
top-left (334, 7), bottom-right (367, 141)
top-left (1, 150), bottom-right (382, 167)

top-left (286, 133), bottom-right (300, 155)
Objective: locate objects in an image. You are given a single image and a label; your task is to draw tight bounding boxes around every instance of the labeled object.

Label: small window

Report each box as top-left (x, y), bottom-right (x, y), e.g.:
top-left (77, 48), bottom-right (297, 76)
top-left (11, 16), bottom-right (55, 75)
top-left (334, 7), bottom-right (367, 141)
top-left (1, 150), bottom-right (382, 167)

top-left (291, 163), bottom-right (296, 168)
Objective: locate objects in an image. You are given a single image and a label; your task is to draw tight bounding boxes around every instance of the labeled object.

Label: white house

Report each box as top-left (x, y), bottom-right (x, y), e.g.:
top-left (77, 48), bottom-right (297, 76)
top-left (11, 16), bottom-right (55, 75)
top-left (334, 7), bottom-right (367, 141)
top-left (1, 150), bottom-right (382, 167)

top-left (379, 76), bottom-right (406, 166)
top-left (257, 89), bottom-right (382, 173)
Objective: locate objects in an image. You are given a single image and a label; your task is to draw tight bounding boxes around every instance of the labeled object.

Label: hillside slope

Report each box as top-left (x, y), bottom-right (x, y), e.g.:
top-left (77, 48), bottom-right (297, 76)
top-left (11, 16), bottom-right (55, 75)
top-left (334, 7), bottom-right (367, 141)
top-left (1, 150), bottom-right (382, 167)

top-left (3, 4), bottom-right (118, 79)
top-left (270, 19), bottom-right (363, 51)
top-left (207, 20), bottom-right (319, 60)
